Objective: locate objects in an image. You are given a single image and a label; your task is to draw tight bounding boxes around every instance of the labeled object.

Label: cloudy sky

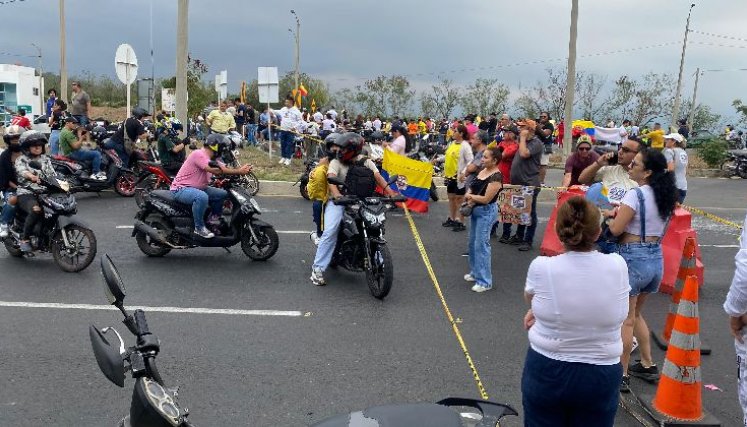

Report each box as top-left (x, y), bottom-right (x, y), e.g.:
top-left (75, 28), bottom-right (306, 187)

top-left (7, 0), bottom-right (747, 123)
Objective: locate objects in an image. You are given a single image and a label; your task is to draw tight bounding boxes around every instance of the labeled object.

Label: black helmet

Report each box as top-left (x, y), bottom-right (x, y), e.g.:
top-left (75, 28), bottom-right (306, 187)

top-left (204, 133), bottom-right (228, 153)
top-left (371, 130), bottom-right (385, 141)
top-left (132, 107), bottom-right (151, 120)
top-left (334, 132), bottom-right (364, 163)
top-left (19, 130), bottom-right (47, 154)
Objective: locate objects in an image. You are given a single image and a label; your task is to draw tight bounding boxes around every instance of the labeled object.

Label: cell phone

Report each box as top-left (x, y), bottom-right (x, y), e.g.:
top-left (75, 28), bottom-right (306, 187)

top-left (608, 152), bottom-right (619, 165)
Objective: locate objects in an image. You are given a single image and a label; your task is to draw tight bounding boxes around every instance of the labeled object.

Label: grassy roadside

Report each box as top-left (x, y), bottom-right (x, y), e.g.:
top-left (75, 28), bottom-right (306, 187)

top-left (236, 145), bottom-right (305, 182)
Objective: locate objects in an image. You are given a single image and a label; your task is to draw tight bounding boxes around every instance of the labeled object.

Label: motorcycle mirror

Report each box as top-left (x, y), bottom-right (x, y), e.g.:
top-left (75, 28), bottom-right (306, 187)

top-left (100, 254), bottom-right (126, 306)
top-left (89, 325), bottom-right (126, 387)
top-left (386, 175), bottom-right (399, 186)
top-left (28, 160), bottom-right (42, 170)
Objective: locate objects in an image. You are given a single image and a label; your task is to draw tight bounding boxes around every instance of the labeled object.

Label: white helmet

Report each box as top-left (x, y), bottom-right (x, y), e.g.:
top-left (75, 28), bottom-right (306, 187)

top-left (3, 124), bottom-right (23, 144)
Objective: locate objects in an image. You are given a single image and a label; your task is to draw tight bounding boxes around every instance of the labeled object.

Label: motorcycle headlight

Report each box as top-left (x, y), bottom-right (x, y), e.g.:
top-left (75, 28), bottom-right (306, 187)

top-left (58, 179), bottom-right (70, 192)
top-left (362, 209), bottom-right (385, 227)
top-left (249, 197), bottom-right (261, 213)
top-left (231, 189), bottom-right (247, 205)
top-left (142, 377), bottom-right (181, 426)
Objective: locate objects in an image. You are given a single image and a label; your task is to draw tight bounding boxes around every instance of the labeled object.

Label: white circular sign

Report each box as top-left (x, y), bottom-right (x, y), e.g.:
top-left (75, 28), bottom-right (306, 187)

top-left (114, 44), bottom-right (138, 85)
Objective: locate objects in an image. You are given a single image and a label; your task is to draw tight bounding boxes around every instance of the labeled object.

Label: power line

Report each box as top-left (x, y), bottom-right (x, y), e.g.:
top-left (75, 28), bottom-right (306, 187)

top-left (690, 41), bottom-right (747, 49)
top-left (0, 0), bottom-right (26, 4)
top-left (690, 29), bottom-right (747, 43)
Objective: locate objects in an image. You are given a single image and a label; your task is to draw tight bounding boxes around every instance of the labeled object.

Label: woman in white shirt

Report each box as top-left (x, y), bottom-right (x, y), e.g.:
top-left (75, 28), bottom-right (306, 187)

top-left (523, 197), bottom-right (629, 426)
top-left (384, 125), bottom-right (407, 155)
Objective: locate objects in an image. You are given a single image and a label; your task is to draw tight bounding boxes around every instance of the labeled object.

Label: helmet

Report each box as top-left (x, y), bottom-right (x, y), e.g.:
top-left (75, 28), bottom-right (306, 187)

top-left (333, 132), bottom-right (364, 163)
top-left (204, 133), bottom-right (228, 153)
top-left (371, 130), bottom-right (385, 141)
top-left (323, 132), bottom-right (340, 151)
top-left (91, 125), bottom-right (108, 142)
top-left (132, 107), bottom-right (151, 120)
top-left (170, 118), bottom-right (183, 132)
top-left (19, 130), bottom-right (47, 154)
top-left (3, 124), bottom-right (24, 144)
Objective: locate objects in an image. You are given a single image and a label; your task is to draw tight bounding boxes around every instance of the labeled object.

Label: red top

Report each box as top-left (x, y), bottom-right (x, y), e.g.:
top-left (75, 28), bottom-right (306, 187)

top-left (497, 141), bottom-right (518, 184)
top-left (11, 116), bottom-right (30, 128)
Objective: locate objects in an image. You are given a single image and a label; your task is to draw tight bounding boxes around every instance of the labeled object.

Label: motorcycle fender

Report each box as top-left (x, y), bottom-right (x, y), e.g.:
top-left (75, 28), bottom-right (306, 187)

top-left (249, 219), bottom-right (273, 229)
top-left (57, 215), bottom-right (91, 231)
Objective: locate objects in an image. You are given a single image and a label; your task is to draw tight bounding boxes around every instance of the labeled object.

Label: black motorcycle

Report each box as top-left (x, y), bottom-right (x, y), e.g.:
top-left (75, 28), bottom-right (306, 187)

top-left (90, 255), bottom-right (519, 426)
top-left (2, 160), bottom-right (97, 272)
top-left (132, 173), bottom-right (278, 260)
top-left (327, 176), bottom-right (406, 299)
top-left (220, 144), bottom-right (260, 196)
top-left (294, 159), bottom-right (318, 200)
top-left (721, 149), bottom-right (747, 179)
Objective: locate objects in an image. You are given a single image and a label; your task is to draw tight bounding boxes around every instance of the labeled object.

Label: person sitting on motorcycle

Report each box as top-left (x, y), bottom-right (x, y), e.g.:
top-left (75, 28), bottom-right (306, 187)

top-left (310, 132), bottom-right (396, 286)
top-left (0, 125), bottom-right (24, 238)
top-left (170, 133), bottom-right (252, 239)
top-left (106, 107), bottom-right (151, 168)
top-left (157, 119), bottom-right (186, 176)
top-left (14, 131), bottom-right (57, 252)
top-left (59, 116), bottom-right (107, 180)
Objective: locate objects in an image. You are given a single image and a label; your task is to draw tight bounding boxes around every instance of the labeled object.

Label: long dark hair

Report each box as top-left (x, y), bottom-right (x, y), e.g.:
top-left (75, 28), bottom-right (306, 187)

top-left (641, 149), bottom-right (677, 220)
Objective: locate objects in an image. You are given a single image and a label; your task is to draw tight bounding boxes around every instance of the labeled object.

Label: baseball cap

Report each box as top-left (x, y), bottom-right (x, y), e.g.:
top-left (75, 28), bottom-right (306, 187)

top-left (664, 133), bottom-right (684, 143)
top-left (64, 116), bottom-right (79, 124)
top-left (516, 119), bottom-right (537, 131)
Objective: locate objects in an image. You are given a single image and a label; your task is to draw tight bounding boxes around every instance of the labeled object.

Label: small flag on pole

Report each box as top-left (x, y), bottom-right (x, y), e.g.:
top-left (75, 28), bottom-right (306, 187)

top-left (311, 99), bottom-right (317, 112)
top-left (298, 84), bottom-right (308, 97)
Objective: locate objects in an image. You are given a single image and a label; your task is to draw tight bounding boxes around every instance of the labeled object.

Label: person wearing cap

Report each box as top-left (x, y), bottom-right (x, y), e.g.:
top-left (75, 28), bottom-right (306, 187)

top-left (507, 119), bottom-right (543, 251)
top-left (663, 133), bottom-right (688, 203)
top-left (59, 116), bottom-right (106, 180)
top-left (562, 135), bottom-right (600, 188)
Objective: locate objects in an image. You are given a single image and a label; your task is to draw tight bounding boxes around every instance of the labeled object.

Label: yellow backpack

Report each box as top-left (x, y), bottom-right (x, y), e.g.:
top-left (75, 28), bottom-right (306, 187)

top-left (306, 163), bottom-right (329, 202)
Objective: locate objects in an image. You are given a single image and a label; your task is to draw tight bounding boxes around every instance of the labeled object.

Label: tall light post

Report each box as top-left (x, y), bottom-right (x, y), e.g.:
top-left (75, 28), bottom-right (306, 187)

top-left (31, 43), bottom-right (44, 116)
top-left (176, 0), bottom-right (189, 127)
top-left (562, 0), bottom-right (579, 156)
top-left (59, 0), bottom-right (67, 102)
top-left (671, 3), bottom-right (695, 132)
top-left (290, 9), bottom-right (300, 95)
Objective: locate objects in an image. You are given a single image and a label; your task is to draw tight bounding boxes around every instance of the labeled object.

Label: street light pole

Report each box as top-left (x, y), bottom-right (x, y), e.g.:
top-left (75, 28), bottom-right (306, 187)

top-left (687, 68), bottom-right (701, 134)
top-left (176, 0), bottom-right (189, 128)
top-left (290, 9), bottom-right (300, 95)
top-left (31, 43), bottom-right (43, 116)
top-left (59, 0), bottom-right (67, 102)
top-left (671, 3), bottom-right (695, 133)
top-left (562, 0), bottom-right (579, 156)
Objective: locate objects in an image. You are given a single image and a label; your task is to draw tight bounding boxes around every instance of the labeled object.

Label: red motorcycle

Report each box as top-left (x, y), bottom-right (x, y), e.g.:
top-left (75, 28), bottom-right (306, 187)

top-left (134, 162), bottom-right (174, 208)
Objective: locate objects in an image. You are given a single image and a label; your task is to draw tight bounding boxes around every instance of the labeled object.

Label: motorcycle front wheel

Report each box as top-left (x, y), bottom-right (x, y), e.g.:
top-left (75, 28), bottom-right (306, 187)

top-left (3, 237), bottom-right (24, 257)
top-left (366, 243), bottom-right (394, 299)
top-left (299, 178), bottom-right (310, 200)
top-left (241, 172), bottom-right (260, 196)
top-left (241, 225), bottom-right (278, 261)
top-left (115, 172), bottom-right (137, 197)
top-left (51, 225), bottom-right (97, 272)
top-left (738, 163), bottom-right (747, 179)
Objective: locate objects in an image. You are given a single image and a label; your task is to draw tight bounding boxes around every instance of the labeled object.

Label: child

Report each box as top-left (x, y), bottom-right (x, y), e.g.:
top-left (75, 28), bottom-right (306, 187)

top-left (306, 156), bottom-right (330, 245)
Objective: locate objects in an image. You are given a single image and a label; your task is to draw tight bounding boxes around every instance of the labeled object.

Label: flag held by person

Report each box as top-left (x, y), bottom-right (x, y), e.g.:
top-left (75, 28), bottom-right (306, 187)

top-left (381, 150), bottom-right (433, 213)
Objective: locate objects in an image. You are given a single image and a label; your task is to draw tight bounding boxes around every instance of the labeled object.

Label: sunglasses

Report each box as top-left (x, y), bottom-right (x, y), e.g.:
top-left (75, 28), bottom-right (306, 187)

top-left (620, 146), bottom-right (638, 154)
top-left (577, 146), bottom-right (591, 151)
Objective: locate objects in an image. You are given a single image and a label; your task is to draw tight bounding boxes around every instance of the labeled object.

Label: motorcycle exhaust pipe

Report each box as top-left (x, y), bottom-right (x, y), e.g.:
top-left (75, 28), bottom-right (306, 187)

top-left (133, 220), bottom-right (183, 249)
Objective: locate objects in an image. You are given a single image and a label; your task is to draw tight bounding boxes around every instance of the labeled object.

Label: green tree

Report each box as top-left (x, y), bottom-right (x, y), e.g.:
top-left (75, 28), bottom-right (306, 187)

top-left (460, 78), bottom-right (510, 117)
top-left (733, 99), bottom-right (747, 125)
top-left (427, 78), bottom-right (462, 119)
top-left (160, 56), bottom-right (217, 118)
top-left (352, 75), bottom-right (414, 118)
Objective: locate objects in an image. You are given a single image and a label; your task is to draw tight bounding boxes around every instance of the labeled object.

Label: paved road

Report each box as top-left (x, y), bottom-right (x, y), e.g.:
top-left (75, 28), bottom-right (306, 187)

top-left (0, 171), bottom-right (745, 426)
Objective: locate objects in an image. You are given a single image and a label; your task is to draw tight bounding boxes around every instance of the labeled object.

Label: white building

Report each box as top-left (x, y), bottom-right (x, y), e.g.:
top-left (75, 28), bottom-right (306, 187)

top-left (0, 64), bottom-right (42, 124)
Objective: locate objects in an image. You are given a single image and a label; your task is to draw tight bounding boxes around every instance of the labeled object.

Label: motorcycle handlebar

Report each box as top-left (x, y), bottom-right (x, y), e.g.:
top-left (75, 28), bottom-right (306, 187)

top-left (134, 310), bottom-right (150, 336)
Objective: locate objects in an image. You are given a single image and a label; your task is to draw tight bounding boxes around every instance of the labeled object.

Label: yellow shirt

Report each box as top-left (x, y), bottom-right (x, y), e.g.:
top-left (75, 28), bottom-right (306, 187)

top-left (446, 128), bottom-right (454, 142)
top-left (306, 163), bottom-right (329, 202)
top-left (383, 122), bottom-right (391, 133)
top-left (207, 110), bottom-right (236, 133)
top-left (418, 121), bottom-right (427, 135)
top-left (443, 142), bottom-right (462, 179)
top-left (646, 129), bottom-right (665, 149)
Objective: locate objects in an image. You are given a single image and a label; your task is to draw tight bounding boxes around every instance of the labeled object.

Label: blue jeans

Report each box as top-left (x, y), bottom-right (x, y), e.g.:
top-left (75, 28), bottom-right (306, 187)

top-left (280, 130), bottom-right (295, 159)
top-left (312, 199), bottom-right (324, 237)
top-left (515, 188), bottom-right (540, 244)
top-left (68, 149), bottom-right (102, 174)
top-left (312, 201), bottom-right (344, 271)
top-left (246, 124), bottom-right (258, 145)
top-left (1, 190), bottom-right (16, 225)
top-left (73, 115), bottom-right (89, 126)
top-left (102, 138), bottom-right (129, 168)
top-left (617, 243), bottom-right (663, 296)
top-left (469, 203), bottom-right (498, 287)
top-left (522, 347), bottom-right (621, 427)
top-left (49, 129), bottom-right (61, 156)
top-left (172, 186), bottom-right (227, 229)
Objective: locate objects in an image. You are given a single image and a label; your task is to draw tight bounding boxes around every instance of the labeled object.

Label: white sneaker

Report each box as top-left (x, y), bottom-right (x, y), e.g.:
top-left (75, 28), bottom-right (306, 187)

top-left (310, 268), bottom-right (326, 286)
top-left (93, 172), bottom-right (107, 181)
top-left (278, 157), bottom-right (286, 164)
top-left (0, 223), bottom-right (8, 238)
top-left (284, 158), bottom-right (292, 166)
top-left (309, 231), bottom-right (320, 246)
top-left (464, 273), bottom-right (476, 282)
top-left (471, 283), bottom-right (492, 293)
top-left (194, 226), bottom-right (214, 239)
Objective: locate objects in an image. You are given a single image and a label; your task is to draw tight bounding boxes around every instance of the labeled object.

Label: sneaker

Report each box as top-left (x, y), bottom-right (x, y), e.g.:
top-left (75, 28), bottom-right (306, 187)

top-left (620, 375), bottom-right (631, 393)
top-left (518, 241), bottom-right (532, 251)
top-left (95, 172), bottom-right (108, 180)
top-left (285, 158), bottom-right (292, 166)
top-left (452, 222), bottom-right (466, 232)
top-left (19, 240), bottom-right (32, 252)
top-left (471, 283), bottom-right (492, 293)
top-left (194, 227), bottom-right (214, 239)
top-left (464, 273), bottom-right (476, 282)
top-left (309, 231), bottom-right (320, 246)
top-left (310, 268), bottom-right (326, 286)
top-left (507, 235), bottom-right (522, 246)
top-left (498, 235), bottom-right (511, 244)
top-left (0, 224), bottom-right (8, 238)
top-left (631, 337), bottom-right (639, 354)
top-left (442, 218), bottom-right (456, 227)
top-left (278, 157), bottom-right (285, 164)
top-left (629, 361), bottom-right (659, 382)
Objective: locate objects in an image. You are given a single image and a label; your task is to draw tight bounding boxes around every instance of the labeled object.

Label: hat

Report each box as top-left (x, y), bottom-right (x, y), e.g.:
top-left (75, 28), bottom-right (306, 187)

top-left (664, 133), bottom-right (684, 143)
top-left (64, 116), bottom-right (79, 124)
top-left (503, 125), bottom-right (519, 134)
top-left (516, 119), bottom-right (537, 131)
top-left (577, 134), bottom-right (593, 146)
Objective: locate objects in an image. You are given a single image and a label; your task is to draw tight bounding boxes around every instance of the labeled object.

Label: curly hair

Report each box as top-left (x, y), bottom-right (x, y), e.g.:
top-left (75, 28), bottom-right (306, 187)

top-left (641, 149), bottom-right (677, 220)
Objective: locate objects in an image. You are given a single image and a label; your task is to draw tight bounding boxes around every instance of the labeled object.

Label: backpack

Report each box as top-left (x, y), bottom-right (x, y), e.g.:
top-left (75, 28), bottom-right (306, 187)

top-left (405, 135), bottom-right (414, 153)
top-left (344, 158), bottom-right (376, 198)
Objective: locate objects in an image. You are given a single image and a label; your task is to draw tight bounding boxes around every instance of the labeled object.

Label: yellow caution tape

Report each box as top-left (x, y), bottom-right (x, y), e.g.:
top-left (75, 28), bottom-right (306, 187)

top-left (402, 204), bottom-right (490, 400)
top-left (681, 205), bottom-right (743, 230)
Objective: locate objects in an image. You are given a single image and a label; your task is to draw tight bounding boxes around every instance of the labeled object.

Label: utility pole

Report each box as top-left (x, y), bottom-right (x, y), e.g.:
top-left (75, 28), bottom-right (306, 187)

top-left (671, 3), bottom-right (695, 133)
top-left (687, 68), bottom-right (701, 134)
top-left (31, 43), bottom-right (44, 116)
top-left (59, 0), bottom-right (67, 102)
top-left (290, 9), bottom-right (300, 94)
top-left (562, 0), bottom-right (579, 156)
top-left (176, 0), bottom-right (189, 128)
top-left (150, 0), bottom-right (155, 115)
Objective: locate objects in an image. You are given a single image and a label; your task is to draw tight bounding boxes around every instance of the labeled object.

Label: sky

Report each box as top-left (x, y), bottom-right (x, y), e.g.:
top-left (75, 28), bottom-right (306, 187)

top-left (5, 0), bottom-right (747, 123)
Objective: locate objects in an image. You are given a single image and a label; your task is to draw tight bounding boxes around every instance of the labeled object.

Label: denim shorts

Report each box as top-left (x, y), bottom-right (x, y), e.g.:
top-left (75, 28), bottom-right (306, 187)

top-left (617, 242), bottom-right (663, 296)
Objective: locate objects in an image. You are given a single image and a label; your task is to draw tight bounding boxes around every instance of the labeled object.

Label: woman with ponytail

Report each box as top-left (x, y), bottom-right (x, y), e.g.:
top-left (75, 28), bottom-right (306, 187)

top-left (605, 148), bottom-right (677, 392)
top-left (522, 197), bottom-right (630, 426)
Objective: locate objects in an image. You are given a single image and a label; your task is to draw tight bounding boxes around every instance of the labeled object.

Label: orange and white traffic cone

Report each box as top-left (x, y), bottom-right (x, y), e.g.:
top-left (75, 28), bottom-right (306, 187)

top-left (652, 237), bottom-right (711, 355)
top-left (641, 275), bottom-right (720, 426)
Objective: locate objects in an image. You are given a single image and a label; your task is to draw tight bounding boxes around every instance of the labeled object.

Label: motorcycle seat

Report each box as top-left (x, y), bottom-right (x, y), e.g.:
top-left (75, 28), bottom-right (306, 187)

top-left (53, 154), bottom-right (93, 168)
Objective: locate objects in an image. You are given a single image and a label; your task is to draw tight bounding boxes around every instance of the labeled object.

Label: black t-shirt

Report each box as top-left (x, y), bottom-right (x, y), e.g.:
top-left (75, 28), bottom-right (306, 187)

top-left (488, 118), bottom-right (498, 133)
top-left (111, 117), bottom-right (145, 144)
top-left (0, 149), bottom-right (17, 191)
top-left (50, 110), bottom-right (67, 131)
top-left (246, 107), bottom-right (256, 124)
top-left (678, 125), bottom-right (689, 139)
top-left (538, 121), bottom-right (555, 145)
top-left (235, 104), bottom-right (247, 124)
top-left (469, 171), bottom-right (502, 204)
top-left (478, 120), bottom-right (490, 131)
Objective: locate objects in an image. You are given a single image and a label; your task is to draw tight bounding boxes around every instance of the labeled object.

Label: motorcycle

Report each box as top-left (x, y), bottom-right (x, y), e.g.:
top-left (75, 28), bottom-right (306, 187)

top-left (294, 159), bottom-right (318, 200)
top-left (326, 176), bottom-right (406, 299)
top-left (219, 145), bottom-right (259, 196)
top-left (721, 149), bottom-right (747, 179)
top-left (2, 160), bottom-right (97, 272)
top-left (134, 161), bottom-right (174, 208)
top-left (132, 171), bottom-right (278, 260)
top-left (90, 255), bottom-right (519, 426)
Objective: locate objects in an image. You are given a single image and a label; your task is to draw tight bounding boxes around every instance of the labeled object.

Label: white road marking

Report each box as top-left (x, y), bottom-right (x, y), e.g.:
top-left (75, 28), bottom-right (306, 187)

top-left (116, 225), bottom-right (134, 229)
top-left (276, 230), bottom-right (311, 234)
top-left (699, 244), bottom-right (740, 248)
top-left (0, 301), bottom-right (306, 317)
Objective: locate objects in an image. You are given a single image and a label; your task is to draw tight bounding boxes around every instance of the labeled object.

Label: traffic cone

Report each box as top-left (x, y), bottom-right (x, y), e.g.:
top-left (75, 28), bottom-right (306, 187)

top-left (652, 237), bottom-right (711, 355)
top-left (641, 276), bottom-right (720, 426)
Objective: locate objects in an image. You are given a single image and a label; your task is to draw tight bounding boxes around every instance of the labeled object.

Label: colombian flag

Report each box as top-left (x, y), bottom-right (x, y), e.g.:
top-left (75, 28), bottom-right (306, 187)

top-left (381, 149), bottom-right (433, 213)
top-left (572, 120), bottom-right (596, 137)
top-left (298, 84), bottom-right (308, 97)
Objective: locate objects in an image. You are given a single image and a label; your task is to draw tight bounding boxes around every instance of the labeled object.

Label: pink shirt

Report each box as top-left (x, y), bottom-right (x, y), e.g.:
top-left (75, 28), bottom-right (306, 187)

top-left (171, 149), bottom-right (213, 190)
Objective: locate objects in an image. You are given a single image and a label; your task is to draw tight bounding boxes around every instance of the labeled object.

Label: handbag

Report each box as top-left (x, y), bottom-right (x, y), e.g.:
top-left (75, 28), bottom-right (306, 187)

top-left (459, 202), bottom-right (473, 217)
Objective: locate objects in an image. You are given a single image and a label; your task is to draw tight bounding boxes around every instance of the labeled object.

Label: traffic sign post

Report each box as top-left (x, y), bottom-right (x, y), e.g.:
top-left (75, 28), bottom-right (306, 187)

top-left (115, 44), bottom-right (138, 117)
top-left (258, 67), bottom-right (279, 158)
